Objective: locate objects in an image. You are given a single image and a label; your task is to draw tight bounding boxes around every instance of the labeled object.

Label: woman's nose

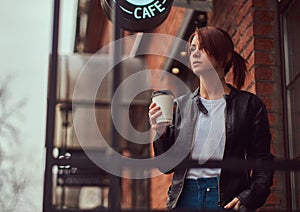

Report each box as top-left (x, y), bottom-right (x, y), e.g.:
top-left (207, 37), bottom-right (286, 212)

top-left (192, 49), bottom-right (200, 58)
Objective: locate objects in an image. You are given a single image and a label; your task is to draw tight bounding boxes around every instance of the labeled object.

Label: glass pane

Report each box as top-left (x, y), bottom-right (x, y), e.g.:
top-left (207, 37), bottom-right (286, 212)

top-left (285, 1), bottom-right (300, 209)
top-left (289, 79), bottom-right (300, 159)
top-left (54, 106), bottom-right (112, 149)
top-left (288, 78), bottom-right (300, 209)
top-left (56, 54), bottom-right (146, 102)
top-left (52, 165), bottom-right (110, 210)
top-left (285, 0), bottom-right (300, 83)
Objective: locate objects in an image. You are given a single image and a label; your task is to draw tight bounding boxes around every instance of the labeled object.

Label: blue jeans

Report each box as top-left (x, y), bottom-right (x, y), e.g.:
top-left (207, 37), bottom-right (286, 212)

top-left (176, 177), bottom-right (224, 210)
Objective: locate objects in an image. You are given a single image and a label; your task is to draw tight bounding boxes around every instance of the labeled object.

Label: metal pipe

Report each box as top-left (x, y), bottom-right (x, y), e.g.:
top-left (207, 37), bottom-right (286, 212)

top-left (109, 0), bottom-right (122, 210)
top-left (43, 0), bottom-right (60, 211)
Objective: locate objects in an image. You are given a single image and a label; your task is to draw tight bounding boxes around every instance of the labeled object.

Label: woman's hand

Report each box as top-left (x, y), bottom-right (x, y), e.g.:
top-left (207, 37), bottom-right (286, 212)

top-left (224, 197), bottom-right (242, 210)
top-left (148, 102), bottom-right (169, 135)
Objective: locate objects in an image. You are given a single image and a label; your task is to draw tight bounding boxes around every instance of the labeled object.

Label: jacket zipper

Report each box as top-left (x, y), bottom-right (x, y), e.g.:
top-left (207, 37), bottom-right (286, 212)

top-left (219, 96), bottom-right (228, 207)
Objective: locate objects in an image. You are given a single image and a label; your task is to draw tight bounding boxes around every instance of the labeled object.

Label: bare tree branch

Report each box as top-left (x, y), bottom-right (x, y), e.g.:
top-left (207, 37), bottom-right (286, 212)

top-left (0, 74), bottom-right (31, 212)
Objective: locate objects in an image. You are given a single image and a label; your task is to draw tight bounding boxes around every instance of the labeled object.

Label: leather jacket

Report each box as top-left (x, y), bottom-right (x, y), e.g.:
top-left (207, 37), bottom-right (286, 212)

top-left (153, 85), bottom-right (274, 210)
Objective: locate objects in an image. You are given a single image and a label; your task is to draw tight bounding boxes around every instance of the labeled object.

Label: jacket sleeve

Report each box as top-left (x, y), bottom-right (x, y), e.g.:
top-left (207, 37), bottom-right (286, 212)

top-left (152, 102), bottom-right (180, 174)
top-left (152, 125), bottom-right (178, 175)
top-left (153, 125), bottom-right (175, 156)
top-left (237, 97), bottom-right (274, 209)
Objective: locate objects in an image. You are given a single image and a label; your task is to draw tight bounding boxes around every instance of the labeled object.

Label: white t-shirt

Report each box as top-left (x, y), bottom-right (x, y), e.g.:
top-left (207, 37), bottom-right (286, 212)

top-left (186, 97), bottom-right (226, 179)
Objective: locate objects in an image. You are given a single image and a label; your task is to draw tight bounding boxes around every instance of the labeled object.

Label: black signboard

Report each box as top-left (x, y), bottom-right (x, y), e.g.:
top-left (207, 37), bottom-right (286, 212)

top-left (100, 0), bottom-right (174, 32)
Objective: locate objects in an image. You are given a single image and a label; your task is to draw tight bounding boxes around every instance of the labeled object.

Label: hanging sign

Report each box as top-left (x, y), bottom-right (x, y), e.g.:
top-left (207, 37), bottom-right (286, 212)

top-left (100, 0), bottom-right (174, 32)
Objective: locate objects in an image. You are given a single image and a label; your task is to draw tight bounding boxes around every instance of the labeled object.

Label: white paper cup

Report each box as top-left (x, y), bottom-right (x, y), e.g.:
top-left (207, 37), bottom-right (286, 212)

top-left (152, 90), bottom-right (174, 124)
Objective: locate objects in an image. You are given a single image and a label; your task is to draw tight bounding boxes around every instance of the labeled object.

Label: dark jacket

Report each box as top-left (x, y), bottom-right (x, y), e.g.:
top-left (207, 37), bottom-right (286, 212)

top-left (153, 85), bottom-right (274, 210)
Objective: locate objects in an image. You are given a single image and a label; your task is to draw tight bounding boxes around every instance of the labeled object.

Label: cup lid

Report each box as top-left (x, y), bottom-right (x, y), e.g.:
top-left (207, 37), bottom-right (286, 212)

top-left (151, 90), bottom-right (174, 98)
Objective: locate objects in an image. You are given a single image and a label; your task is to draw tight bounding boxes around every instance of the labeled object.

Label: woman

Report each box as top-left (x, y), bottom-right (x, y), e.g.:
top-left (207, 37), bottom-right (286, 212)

top-left (149, 26), bottom-right (274, 210)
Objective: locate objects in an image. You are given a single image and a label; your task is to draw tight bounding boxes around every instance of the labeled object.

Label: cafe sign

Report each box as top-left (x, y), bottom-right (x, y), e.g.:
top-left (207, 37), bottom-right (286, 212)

top-left (100, 0), bottom-right (174, 32)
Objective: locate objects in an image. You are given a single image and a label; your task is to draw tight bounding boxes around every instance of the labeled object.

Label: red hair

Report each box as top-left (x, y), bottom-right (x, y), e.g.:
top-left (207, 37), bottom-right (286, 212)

top-left (188, 26), bottom-right (247, 89)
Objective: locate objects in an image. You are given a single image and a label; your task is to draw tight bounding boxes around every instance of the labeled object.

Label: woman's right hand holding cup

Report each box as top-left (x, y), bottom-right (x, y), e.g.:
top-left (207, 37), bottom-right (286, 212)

top-left (148, 102), bottom-right (169, 135)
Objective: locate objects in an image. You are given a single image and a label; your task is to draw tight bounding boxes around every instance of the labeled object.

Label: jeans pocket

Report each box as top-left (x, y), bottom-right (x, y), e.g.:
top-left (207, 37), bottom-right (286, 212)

top-left (204, 186), bottom-right (218, 208)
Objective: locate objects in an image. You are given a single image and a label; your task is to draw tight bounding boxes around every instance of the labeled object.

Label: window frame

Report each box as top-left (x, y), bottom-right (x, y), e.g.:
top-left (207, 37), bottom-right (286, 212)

top-left (279, 0), bottom-right (300, 210)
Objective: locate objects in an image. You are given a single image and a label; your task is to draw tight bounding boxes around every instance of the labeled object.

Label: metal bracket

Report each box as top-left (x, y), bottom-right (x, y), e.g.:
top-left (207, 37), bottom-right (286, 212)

top-left (173, 0), bottom-right (213, 11)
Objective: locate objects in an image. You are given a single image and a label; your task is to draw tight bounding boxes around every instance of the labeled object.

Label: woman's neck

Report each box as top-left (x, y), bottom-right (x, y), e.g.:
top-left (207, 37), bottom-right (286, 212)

top-left (199, 77), bottom-right (231, 100)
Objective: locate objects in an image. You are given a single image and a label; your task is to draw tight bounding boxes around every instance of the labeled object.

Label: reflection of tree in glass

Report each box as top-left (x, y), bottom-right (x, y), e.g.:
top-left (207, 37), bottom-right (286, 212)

top-left (0, 74), bottom-right (30, 211)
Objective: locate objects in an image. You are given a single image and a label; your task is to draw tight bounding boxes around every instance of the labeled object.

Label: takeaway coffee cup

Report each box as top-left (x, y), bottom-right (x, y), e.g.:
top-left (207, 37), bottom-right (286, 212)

top-left (151, 90), bottom-right (174, 124)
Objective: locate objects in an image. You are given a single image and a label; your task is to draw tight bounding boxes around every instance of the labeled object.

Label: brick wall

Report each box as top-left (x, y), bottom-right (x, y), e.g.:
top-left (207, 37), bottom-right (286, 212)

top-left (208, 0), bottom-right (286, 210)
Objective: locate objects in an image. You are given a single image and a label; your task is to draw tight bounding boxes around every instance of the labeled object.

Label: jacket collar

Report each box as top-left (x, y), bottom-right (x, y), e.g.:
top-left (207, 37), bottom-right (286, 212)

top-left (224, 84), bottom-right (238, 99)
top-left (192, 87), bottom-right (200, 99)
top-left (192, 83), bottom-right (238, 100)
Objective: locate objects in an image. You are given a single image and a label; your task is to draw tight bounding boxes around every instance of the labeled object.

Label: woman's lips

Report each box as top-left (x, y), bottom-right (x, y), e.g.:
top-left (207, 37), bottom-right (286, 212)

top-left (192, 61), bottom-right (201, 66)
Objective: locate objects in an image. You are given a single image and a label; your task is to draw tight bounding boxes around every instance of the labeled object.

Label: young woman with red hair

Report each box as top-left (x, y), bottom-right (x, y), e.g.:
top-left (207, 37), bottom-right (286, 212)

top-left (149, 26), bottom-right (274, 210)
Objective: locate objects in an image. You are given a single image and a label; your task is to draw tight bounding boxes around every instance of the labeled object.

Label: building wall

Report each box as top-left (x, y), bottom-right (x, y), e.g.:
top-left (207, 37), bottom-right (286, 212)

top-left (208, 0), bottom-right (285, 210)
top-left (75, 0), bottom-right (288, 210)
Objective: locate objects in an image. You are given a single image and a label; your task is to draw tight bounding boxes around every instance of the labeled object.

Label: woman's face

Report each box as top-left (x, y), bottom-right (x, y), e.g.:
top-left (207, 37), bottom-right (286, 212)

top-left (189, 35), bottom-right (218, 76)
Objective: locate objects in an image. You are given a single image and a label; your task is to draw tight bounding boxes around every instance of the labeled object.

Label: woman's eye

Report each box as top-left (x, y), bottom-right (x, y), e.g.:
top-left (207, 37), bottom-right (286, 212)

top-left (190, 46), bottom-right (196, 52)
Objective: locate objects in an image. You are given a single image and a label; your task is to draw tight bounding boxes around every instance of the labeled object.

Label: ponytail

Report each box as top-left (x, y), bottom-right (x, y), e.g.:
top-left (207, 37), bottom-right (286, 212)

top-left (226, 51), bottom-right (247, 89)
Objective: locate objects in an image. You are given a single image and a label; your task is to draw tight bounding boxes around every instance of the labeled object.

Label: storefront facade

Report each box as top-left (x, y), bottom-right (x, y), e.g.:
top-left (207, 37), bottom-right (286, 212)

top-left (43, 0), bottom-right (300, 211)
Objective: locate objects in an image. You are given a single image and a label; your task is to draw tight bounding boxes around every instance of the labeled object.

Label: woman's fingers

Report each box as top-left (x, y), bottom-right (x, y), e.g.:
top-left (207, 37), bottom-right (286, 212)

top-left (224, 197), bottom-right (240, 210)
top-left (149, 102), bottom-right (156, 109)
top-left (149, 110), bottom-right (162, 125)
top-left (148, 103), bottom-right (168, 134)
top-left (148, 103), bottom-right (161, 125)
top-left (148, 103), bottom-right (160, 115)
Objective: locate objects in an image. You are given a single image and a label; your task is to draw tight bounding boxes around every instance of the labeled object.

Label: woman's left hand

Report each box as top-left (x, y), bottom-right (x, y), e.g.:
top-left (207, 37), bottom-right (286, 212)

top-left (224, 197), bottom-right (241, 210)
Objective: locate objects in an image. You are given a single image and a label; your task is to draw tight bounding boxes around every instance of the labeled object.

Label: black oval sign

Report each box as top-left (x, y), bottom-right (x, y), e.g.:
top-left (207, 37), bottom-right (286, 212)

top-left (100, 0), bottom-right (174, 32)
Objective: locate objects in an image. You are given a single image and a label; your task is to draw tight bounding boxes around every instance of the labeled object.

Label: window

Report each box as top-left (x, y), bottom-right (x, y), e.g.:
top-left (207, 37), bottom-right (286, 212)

top-left (281, 0), bottom-right (300, 210)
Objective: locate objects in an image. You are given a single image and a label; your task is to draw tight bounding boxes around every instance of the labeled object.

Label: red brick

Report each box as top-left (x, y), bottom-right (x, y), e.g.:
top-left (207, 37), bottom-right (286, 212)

top-left (238, 32), bottom-right (253, 54)
top-left (229, 0), bottom-right (242, 21)
top-left (234, 0), bottom-right (244, 15)
top-left (268, 112), bottom-right (276, 126)
top-left (243, 70), bottom-right (255, 90)
top-left (255, 66), bottom-right (273, 80)
top-left (243, 38), bottom-right (254, 60)
top-left (255, 81), bottom-right (274, 95)
top-left (228, 25), bottom-right (236, 34)
top-left (232, 32), bottom-right (241, 47)
top-left (247, 53), bottom-right (255, 69)
top-left (245, 82), bottom-right (256, 94)
top-left (241, 0), bottom-right (253, 14)
top-left (235, 43), bottom-right (243, 53)
top-left (253, 10), bottom-right (274, 23)
top-left (236, 0), bottom-right (253, 26)
top-left (253, 0), bottom-right (270, 8)
top-left (239, 13), bottom-right (253, 35)
top-left (254, 51), bottom-right (274, 65)
top-left (248, 62), bottom-right (255, 73)
top-left (260, 95), bottom-right (273, 110)
top-left (253, 23), bottom-right (274, 36)
top-left (254, 37), bottom-right (275, 51)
